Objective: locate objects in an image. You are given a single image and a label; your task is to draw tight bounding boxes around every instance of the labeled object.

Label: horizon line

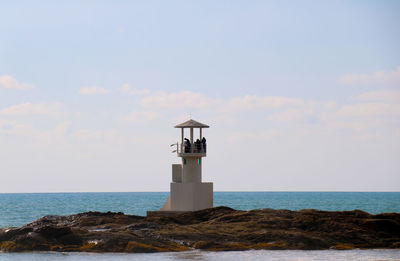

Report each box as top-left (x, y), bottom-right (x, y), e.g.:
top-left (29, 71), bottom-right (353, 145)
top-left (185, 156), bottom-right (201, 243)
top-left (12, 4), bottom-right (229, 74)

top-left (1, 190), bottom-right (399, 194)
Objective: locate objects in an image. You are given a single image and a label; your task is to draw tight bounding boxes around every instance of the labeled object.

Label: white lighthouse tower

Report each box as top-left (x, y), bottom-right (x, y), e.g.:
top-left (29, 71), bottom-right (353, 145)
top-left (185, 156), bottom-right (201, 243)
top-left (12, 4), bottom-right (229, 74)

top-left (157, 119), bottom-right (213, 213)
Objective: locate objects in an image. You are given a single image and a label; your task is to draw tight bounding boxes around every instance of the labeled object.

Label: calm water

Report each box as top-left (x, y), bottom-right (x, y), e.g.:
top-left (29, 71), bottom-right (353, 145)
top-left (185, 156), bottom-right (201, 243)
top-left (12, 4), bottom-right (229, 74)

top-left (0, 192), bottom-right (399, 228)
top-left (1, 192), bottom-right (400, 260)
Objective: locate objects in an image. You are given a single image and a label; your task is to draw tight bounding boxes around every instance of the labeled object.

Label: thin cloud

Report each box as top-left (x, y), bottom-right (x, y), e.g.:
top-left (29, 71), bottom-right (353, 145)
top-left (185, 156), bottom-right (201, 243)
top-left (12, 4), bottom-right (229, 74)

top-left (0, 75), bottom-right (34, 90)
top-left (121, 84), bottom-right (150, 95)
top-left (355, 90), bottom-right (400, 103)
top-left (338, 66), bottom-right (400, 86)
top-left (137, 90), bottom-right (400, 134)
top-left (0, 102), bottom-right (61, 116)
top-left (140, 91), bottom-right (216, 110)
top-left (334, 103), bottom-right (400, 118)
top-left (267, 108), bottom-right (314, 122)
top-left (71, 129), bottom-right (118, 143)
top-left (222, 95), bottom-right (305, 112)
top-left (79, 86), bottom-right (109, 95)
top-left (122, 110), bottom-right (160, 122)
top-left (227, 129), bottom-right (280, 142)
top-left (140, 91), bottom-right (305, 113)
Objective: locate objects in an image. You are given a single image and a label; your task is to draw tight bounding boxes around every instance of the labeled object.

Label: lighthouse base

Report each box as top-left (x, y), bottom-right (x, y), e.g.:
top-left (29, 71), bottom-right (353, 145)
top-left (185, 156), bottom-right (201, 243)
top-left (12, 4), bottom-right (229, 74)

top-left (146, 210), bottom-right (188, 217)
top-left (160, 182), bottom-right (213, 212)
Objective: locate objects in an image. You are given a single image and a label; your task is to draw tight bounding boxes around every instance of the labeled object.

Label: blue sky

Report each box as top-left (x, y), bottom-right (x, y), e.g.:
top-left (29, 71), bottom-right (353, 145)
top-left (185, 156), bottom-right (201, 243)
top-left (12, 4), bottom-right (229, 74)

top-left (0, 1), bottom-right (399, 192)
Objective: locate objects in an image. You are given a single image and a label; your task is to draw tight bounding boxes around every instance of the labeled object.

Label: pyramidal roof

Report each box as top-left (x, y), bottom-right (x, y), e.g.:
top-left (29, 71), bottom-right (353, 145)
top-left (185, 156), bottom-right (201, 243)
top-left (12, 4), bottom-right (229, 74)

top-left (174, 119), bottom-right (209, 128)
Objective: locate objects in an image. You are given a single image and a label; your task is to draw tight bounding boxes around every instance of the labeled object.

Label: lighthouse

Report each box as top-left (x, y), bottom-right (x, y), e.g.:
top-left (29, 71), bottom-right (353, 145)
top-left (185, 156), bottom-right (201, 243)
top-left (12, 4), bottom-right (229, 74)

top-left (157, 119), bottom-right (213, 213)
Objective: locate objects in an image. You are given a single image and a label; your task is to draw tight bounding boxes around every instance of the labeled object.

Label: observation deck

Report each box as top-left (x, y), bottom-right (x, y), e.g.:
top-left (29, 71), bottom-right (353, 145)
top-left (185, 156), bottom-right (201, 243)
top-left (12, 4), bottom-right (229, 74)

top-left (173, 119), bottom-right (209, 158)
top-left (176, 142), bottom-right (206, 158)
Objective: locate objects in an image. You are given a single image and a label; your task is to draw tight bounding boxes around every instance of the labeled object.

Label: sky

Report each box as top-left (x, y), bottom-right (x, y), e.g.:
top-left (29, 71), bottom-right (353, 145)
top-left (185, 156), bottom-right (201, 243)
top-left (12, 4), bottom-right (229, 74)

top-left (0, 0), bottom-right (399, 192)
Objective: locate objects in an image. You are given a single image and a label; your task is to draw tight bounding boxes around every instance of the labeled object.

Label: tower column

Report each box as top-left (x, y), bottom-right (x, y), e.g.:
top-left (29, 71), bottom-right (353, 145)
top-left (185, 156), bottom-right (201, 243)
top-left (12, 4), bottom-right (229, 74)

top-left (182, 157), bottom-right (201, 183)
top-left (181, 128), bottom-right (184, 145)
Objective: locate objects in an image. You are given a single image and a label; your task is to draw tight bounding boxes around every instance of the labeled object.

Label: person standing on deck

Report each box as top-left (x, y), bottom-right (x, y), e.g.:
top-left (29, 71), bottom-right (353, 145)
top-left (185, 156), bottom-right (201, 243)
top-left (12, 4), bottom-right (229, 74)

top-left (201, 137), bottom-right (206, 153)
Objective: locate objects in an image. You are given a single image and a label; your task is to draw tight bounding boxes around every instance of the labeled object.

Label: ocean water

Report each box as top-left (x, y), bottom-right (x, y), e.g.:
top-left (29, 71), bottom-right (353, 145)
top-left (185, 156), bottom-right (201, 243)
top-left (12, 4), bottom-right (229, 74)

top-left (1, 192), bottom-right (400, 260)
top-left (1, 250), bottom-right (400, 261)
top-left (0, 192), bottom-right (399, 228)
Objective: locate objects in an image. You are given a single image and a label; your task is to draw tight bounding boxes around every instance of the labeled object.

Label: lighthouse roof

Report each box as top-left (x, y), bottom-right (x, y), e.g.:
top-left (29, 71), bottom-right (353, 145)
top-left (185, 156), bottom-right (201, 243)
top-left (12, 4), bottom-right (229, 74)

top-left (174, 119), bottom-right (209, 128)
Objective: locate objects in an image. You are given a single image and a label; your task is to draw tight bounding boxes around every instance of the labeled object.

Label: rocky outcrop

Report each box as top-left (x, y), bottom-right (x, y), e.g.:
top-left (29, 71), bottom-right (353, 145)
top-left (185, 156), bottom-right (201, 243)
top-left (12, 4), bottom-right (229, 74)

top-left (1, 207), bottom-right (399, 252)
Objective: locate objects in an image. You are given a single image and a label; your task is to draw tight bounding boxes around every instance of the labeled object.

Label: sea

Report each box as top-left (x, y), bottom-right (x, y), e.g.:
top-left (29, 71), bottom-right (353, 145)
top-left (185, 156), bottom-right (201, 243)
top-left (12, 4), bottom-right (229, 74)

top-left (1, 192), bottom-right (400, 260)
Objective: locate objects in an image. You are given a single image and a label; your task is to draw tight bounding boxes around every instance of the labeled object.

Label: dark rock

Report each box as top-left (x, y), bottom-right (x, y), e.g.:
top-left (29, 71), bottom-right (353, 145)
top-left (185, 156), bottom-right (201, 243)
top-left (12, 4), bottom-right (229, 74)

top-left (1, 208), bottom-right (399, 252)
top-left (362, 219), bottom-right (400, 234)
top-left (0, 227), bottom-right (33, 241)
top-left (34, 226), bottom-right (72, 238)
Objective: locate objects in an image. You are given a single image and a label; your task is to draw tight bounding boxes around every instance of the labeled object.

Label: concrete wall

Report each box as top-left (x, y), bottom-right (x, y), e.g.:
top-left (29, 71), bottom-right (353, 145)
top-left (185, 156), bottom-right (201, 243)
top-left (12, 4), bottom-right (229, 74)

top-left (182, 157), bottom-right (201, 183)
top-left (161, 156), bottom-right (211, 212)
top-left (172, 164), bottom-right (182, 183)
top-left (170, 182), bottom-right (213, 211)
top-left (160, 196), bottom-right (171, 211)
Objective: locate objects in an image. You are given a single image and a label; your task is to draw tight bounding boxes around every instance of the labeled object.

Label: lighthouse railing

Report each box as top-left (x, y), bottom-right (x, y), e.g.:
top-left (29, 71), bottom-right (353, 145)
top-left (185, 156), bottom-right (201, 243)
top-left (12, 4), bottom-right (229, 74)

top-left (177, 142), bottom-right (206, 154)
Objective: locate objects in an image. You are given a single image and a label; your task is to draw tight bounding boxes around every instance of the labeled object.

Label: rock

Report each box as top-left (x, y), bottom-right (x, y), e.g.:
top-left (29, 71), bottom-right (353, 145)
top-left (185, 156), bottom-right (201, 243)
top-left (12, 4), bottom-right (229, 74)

top-left (0, 208), bottom-right (399, 252)
top-left (362, 219), bottom-right (400, 234)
